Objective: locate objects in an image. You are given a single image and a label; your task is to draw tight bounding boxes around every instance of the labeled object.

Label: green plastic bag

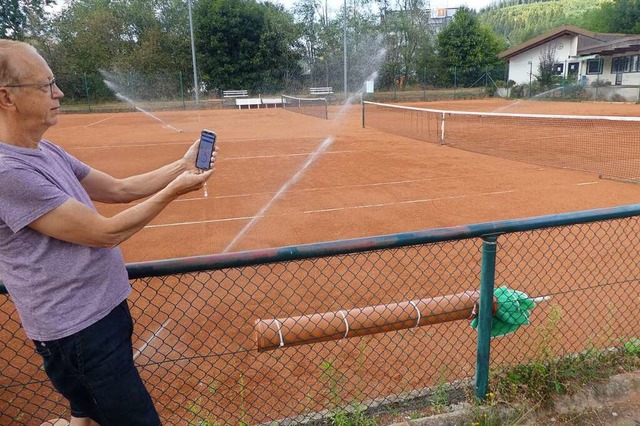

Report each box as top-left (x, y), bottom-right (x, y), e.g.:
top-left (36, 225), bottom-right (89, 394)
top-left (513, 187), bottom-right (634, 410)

top-left (471, 286), bottom-right (536, 337)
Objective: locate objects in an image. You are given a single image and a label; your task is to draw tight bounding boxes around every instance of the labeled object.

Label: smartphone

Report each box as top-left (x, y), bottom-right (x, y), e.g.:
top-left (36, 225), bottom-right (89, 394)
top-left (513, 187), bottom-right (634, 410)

top-left (195, 129), bottom-right (216, 170)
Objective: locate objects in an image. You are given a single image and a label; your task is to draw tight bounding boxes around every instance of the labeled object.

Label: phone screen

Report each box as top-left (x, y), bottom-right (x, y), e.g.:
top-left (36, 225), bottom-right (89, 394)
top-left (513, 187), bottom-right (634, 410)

top-left (196, 130), bottom-right (216, 170)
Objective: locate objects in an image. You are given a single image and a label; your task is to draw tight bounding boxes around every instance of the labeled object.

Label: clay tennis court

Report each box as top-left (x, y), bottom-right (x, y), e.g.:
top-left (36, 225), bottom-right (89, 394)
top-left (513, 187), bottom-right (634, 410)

top-left (46, 98), bottom-right (640, 262)
top-left (4, 98), bottom-right (640, 424)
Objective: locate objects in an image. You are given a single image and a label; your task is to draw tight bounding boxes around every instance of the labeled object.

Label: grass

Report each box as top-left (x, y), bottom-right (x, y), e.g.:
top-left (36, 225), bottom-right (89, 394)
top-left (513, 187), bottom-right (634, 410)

top-left (467, 305), bottom-right (640, 425)
top-left (341, 305), bottom-right (640, 426)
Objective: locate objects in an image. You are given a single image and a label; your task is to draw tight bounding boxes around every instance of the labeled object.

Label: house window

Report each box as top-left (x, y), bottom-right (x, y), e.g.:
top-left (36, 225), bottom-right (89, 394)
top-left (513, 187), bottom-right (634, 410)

top-left (553, 63), bottom-right (564, 75)
top-left (612, 57), bottom-right (626, 73)
top-left (624, 56), bottom-right (632, 72)
top-left (586, 58), bottom-right (602, 74)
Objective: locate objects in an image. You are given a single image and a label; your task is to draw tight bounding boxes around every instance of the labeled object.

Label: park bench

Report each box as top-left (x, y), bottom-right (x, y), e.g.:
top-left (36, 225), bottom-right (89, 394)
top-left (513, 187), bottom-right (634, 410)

top-left (261, 97), bottom-right (283, 108)
top-left (309, 87), bottom-right (333, 96)
top-left (235, 98), bottom-right (262, 109)
top-left (222, 89), bottom-right (248, 98)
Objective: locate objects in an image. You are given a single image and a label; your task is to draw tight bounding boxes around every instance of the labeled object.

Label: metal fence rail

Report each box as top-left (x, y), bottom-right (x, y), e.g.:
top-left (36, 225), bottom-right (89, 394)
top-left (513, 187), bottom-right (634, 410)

top-left (2, 204), bottom-right (640, 424)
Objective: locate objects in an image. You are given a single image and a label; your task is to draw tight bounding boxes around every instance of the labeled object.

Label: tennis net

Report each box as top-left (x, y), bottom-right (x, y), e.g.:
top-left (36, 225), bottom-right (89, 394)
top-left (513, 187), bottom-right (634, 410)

top-left (282, 95), bottom-right (328, 120)
top-left (363, 101), bottom-right (640, 183)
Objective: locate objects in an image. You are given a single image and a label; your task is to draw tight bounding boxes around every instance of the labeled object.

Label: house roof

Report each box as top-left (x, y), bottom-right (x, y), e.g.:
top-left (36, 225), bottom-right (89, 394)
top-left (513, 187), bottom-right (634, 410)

top-left (579, 34), bottom-right (640, 55)
top-left (498, 25), bottom-right (628, 60)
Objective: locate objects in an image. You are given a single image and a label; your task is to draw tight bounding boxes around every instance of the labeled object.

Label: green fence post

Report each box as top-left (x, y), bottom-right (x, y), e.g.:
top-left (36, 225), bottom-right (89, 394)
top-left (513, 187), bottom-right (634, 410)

top-left (475, 234), bottom-right (499, 400)
top-left (179, 71), bottom-right (186, 110)
top-left (423, 67), bottom-right (427, 101)
top-left (83, 73), bottom-right (91, 112)
top-left (453, 67), bottom-right (457, 100)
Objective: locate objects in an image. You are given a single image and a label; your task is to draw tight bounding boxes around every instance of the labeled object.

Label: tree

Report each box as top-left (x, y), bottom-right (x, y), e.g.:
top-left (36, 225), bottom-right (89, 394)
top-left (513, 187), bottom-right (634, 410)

top-left (293, 0), bottom-right (329, 87)
top-left (48, 0), bottom-right (195, 102)
top-left (0, 0), bottom-right (55, 40)
top-left (378, 0), bottom-right (433, 89)
top-left (535, 44), bottom-right (557, 89)
top-left (580, 0), bottom-right (640, 34)
top-left (53, 0), bottom-right (191, 74)
top-left (437, 7), bottom-right (505, 87)
top-left (195, 0), bottom-right (303, 93)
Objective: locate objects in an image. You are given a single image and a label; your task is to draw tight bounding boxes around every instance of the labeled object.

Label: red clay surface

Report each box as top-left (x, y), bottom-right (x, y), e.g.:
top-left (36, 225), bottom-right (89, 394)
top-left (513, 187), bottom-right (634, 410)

top-left (3, 99), bottom-right (640, 425)
top-left (45, 98), bottom-right (640, 262)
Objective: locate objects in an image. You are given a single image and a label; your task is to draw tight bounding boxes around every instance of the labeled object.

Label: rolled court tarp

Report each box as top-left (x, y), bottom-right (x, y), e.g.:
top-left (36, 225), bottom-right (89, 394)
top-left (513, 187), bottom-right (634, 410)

top-left (254, 291), bottom-right (498, 352)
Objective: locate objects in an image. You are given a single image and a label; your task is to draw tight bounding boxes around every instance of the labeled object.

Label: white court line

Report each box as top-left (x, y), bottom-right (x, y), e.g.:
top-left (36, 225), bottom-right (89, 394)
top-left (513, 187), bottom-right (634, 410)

top-left (145, 215), bottom-right (258, 229)
top-left (144, 190), bottom-right (515, 228)
top-left (84, 116), bottom-right (117, 127)
top-left (133, 319), bottom-right (171, 361)
top-left (73, 141), bottom-right (190, 150)
top-left (173, 168), bottom-right (553, 203)
top-left (490, 100), bottom-right (521, 113)
top-left (223, 136), bottom-right (323, 143)
top-left (304, 190), bottom-right (516, 214)
top-left (144, 177), bottom-right (598, 228)
top-left (224, 150), bottom-right (355, 161)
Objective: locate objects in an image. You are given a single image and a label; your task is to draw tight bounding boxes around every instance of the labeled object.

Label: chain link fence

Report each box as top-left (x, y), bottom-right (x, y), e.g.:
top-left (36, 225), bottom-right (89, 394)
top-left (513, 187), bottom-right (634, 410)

top-left (2, 206), bottom-right (640, 424)
top-left (53, 67), bottom-right (507, 114)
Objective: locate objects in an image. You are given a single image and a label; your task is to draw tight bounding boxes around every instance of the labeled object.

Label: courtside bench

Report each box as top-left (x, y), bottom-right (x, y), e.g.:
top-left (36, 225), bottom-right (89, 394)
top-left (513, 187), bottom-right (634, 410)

top-left (235, 98), bottom-right (262, 109)
top-left (222, 89), bottom-right (248, 98)
top-left (310, 87), bottom-right (333, 96)
top-left (222, 90), bottom-right (248, 108)
top-left (261, 97), bottom-right (283, 108)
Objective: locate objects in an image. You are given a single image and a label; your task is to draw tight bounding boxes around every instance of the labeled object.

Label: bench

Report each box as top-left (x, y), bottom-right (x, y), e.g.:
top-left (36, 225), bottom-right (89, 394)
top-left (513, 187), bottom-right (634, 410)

top-left (310, 87), bottom-right (333, 96)
top-left (235, 98), bottom-right (262, 109)
top-left (222, 89), bottom-right (248, 98)
top-left (261, 97), bottom-right (283, 108)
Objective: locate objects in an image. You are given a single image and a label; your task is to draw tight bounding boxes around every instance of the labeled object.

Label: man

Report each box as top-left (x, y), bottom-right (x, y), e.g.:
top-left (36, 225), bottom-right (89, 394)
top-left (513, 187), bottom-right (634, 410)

top-left (0, 40), bottom-right (217, 425)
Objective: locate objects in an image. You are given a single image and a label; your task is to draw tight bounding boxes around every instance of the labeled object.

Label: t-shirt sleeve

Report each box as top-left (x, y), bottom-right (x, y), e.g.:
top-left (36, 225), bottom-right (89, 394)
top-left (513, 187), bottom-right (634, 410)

top-left (0, 164), bottom-right (69, 233)
top-left (47, 142), bottom-right (91, 181)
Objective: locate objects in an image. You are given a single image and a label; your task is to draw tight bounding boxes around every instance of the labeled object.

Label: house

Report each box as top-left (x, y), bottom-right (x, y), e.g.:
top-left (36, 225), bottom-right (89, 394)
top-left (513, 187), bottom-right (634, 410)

top-left (429, 7), bottom-right (458, 33)
top-left (499, 25), bottom-right (640, 100)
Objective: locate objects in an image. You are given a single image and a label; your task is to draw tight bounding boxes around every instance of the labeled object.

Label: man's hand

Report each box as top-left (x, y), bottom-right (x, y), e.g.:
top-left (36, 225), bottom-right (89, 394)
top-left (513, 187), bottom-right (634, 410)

top-left (167, 169), bottom-right (214, 197)
top-left (183, 139), bottom-right (219, 172)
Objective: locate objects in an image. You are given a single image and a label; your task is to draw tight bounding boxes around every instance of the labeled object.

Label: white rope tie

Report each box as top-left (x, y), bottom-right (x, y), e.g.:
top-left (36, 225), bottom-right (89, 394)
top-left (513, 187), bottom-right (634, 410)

top-left (274, 319), bottom-right (285, 348)
top-left (409, 301), bottom-right (421, 328)
top-left (339, 310), bottom-right (349, 339)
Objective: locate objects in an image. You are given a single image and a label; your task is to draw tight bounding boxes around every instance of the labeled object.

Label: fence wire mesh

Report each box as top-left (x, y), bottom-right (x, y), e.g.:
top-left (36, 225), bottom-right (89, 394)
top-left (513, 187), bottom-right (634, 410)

top-left (1, 215), bottom-right (640, 424)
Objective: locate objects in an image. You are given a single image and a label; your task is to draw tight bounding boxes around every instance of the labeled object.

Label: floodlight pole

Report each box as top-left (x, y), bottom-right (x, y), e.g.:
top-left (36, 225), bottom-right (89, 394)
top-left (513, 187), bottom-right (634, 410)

top-left (528, 60), bottom-right (532, 98)
top-left (343, 0), bottom-right (348, 100)
top-left (188, 0), bottom-right (200, 105)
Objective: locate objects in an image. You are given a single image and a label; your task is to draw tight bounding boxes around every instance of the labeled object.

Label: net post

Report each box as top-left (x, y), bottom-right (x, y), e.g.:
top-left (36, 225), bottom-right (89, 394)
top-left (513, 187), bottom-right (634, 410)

top-left (361, 99), bottom-right (365, 128)
top-left (440, 112), bottom-right (446, 145)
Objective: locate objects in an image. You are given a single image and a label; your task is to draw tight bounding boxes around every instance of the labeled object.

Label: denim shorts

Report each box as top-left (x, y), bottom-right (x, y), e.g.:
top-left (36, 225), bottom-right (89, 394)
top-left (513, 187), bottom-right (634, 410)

top-left (33, 300), bottom-right (161, 425)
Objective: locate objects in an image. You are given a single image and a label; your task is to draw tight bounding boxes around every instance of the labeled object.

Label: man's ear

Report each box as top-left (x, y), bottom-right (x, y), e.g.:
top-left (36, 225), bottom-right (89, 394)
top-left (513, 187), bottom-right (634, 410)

top-left (0, 87), bottom-right (16, 110)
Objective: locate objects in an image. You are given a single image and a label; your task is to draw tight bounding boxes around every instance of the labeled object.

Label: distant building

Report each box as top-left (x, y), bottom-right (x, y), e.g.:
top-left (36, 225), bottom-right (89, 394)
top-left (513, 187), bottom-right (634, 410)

top-left (499, 25), bottom-right (640, 100)
top-left (429, 7), bottom-right (458, 32)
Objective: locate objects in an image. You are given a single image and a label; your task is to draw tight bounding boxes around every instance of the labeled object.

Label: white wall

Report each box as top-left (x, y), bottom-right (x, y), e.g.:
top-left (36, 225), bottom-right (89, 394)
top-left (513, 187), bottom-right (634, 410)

top-left (507, 35), bottom-right (576, 84)
top-left (581, 55), bottom-right (640, 87)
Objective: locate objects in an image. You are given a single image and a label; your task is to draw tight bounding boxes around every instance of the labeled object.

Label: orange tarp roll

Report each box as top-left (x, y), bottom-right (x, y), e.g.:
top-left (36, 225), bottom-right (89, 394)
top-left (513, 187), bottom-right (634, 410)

top-left (255, 291), bottom-right (495, 352)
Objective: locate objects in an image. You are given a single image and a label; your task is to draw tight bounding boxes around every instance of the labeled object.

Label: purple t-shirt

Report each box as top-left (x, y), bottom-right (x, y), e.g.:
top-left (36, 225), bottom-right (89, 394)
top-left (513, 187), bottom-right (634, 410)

top-left (0, 140), bottom-right (131, 341)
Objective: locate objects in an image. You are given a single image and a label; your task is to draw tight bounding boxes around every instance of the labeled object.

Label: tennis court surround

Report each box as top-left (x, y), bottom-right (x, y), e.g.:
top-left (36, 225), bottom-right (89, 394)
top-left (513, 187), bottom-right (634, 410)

top-left (1, 99), bottom-right (640, 424)
top-left (282, 94), bottom-right (329, 120)
top-left (363, 100), bottom-right (640, 183)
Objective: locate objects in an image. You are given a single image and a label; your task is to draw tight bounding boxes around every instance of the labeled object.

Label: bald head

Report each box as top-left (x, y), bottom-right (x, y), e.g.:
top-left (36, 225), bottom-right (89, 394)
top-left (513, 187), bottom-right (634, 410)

top-left (0, 40), bottom-right (38, 86)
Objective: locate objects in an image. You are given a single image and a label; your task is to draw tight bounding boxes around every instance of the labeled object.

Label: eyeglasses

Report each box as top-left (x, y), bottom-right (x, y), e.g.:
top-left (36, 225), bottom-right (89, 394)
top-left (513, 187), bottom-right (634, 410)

top-left (4, 77), bottom-right (58, 97)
